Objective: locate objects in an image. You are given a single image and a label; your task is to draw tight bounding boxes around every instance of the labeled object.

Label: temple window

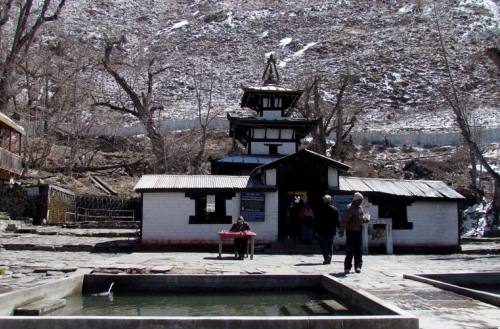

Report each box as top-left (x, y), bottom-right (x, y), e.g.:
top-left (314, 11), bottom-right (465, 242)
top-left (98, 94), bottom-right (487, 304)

top-left (268, 144), bottom-right (278, 155)
top-left (253, 128), bottom-right (266, 139)
top-left (187, 192), bottom-right (234, 224)
top-left (281, 129), bottom-right (293, 139)
top-left (206, 195), bottom-right (216, 213)
top-left (262, 97), bottom-right (270, 108)
top-left (370, 196), bottom-right (413, 230)
top-left (267, 129), bottom-right (279, 139)
top-left (274, 97), bottom-right (282, 108)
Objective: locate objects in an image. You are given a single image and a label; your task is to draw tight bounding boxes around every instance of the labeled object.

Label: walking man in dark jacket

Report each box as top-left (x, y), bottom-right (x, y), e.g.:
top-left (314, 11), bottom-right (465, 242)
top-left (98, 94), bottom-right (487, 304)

top-left (314, 195), bottom-right (339, 265)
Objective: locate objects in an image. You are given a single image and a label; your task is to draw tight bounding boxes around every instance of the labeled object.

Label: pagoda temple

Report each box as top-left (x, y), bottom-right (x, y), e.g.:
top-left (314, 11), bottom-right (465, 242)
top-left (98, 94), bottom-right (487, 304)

top-left (212, 55), bottom-right (321, 175)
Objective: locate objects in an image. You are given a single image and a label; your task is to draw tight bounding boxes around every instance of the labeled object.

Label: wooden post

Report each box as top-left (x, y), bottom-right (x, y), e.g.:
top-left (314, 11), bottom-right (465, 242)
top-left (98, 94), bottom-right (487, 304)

top-left (386, 219), bottom-right (394, 255)
top-left (362, 223), bottom-right (369, 255)
top-left (8, 129), bottom-right (12, 152)
top-left (18, 133), bottom-right (22, 155)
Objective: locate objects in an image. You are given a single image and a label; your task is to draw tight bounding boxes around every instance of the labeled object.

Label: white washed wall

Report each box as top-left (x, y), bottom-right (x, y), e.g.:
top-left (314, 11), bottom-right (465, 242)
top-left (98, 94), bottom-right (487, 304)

top-left (262, 111), bottom-right (282, 119)
top-left (265, 169), bottom-right (276, 185)
top-left (251, 192), bottom-right (279, 241)
top-left (142, 191), bottom-right (279, 244)
top-left (251, 141), bottom-right (295, 155)
top-left (394, 201), bottom-right (458, 246)
top-left (336, 200), bottom-right (458, 247)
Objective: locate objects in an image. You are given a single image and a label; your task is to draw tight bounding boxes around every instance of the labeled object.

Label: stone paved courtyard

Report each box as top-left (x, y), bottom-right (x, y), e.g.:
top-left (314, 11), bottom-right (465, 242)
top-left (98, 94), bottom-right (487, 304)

top-left (0, 226), bottom-right (499, 329)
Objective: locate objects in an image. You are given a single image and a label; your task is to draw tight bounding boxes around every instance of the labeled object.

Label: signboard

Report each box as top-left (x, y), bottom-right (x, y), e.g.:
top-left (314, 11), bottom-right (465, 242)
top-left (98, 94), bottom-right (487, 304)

top-left (332, 194), bottom-right (353, 219)
top-left (240, 192), bottom-right (265, 222)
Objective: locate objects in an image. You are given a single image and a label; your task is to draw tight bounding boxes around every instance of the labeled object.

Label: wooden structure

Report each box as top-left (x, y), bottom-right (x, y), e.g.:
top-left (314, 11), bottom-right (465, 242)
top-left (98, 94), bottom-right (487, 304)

top-left (212, 55), bottom-right (319, 175)
top-left (0, 111), bottom-right (24, 180)
top-left (25, 185), bottom-right (140, 226)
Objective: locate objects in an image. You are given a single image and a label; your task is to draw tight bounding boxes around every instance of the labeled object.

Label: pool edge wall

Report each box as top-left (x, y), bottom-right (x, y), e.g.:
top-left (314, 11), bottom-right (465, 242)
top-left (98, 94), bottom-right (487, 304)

top-left (0, 315), bottom-right (419, 329)
top-left (0, 273), bottom-right (419, 329)
top-left (321, 274), bottom-right (414, 317)
top-left (404, 272), bottom-right (500, 307)
top-left (0, 270), bottom-right (87, 316)
top-left (82, 273), bottom-right (321, 294)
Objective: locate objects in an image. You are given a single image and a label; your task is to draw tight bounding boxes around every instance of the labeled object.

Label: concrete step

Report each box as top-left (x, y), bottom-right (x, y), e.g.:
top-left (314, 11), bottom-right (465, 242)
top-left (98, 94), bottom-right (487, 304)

top-left (62, 221), bottom-right (139, 229)
top-left (279, 305), bottom-right (307, 316)
top-left (319, 299), bottom-right (351, 314)
top-left (14, 298), bottom-right (66, 316)
top-left (302, 300), bottom-right (332, 315)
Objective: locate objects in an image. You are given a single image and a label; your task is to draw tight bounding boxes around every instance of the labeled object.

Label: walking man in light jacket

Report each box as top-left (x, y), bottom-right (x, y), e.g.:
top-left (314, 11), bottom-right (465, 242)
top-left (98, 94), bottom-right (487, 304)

top-left (339, 192), bottom-right (369, 274)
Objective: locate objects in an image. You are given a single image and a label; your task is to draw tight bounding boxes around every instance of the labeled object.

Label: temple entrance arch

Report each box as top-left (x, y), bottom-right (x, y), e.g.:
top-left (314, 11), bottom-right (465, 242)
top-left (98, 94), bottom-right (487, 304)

top-left (277, 157), bottom-right (330, 240)
top-left (251, 149), bottom-right (350, 241)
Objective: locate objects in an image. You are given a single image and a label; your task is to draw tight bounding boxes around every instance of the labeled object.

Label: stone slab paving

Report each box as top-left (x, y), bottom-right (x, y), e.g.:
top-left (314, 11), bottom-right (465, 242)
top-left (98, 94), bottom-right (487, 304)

top-left (0, 231), bottom-right (499, 328)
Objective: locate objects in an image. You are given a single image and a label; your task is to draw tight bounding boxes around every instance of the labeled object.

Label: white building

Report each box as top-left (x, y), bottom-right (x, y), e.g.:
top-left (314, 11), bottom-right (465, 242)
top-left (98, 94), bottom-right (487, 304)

top-left (134, 56), bottom-right (464, 252)
top-left (135, 151), bottom-right (464, 252)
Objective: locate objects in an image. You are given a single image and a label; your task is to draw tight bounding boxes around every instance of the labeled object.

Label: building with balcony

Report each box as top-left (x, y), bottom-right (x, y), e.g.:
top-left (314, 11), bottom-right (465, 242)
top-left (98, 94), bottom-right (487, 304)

top-left (0, 111), bottom-right (24, 181)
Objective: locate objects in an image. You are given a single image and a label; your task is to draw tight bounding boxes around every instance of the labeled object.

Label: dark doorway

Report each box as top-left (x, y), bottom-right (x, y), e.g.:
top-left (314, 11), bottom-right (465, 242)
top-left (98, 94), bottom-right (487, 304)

top-left (277, 158), bottom-right (330, 240)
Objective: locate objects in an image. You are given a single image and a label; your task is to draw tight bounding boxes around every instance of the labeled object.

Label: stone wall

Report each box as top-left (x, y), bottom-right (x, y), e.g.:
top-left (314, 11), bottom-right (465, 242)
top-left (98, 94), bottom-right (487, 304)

top-left (0, 185), bottom-right (30, 219)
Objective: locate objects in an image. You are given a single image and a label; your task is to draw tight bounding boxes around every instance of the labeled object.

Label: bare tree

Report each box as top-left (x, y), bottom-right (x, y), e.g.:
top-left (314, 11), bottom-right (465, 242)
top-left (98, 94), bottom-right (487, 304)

top-left (298, 74), bottom-right (360, 157)
top-left (190, 64), bottom-right (220, 174)
top-left (0, 0), bottom-right (66, 113)
top-left (95, 38), bottom-right (169, 173)
top-left (432, 5), bottom-right (500, 215)
top-left (13, 35), bottom-right (98, 175)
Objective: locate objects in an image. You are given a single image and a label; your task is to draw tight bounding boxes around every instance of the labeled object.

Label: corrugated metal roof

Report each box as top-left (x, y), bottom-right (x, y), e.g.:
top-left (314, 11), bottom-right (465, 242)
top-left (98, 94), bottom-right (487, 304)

top-left (339, 176), bottom-right (464, 200)
top-left (216, 155), bottom-right (283, 164)
top-left (134, 175), bottom-right (258, 191)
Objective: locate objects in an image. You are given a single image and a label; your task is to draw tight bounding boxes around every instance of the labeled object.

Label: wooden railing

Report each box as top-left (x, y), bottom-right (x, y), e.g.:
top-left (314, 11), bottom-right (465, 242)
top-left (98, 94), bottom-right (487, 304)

top-left (0, 147), bottom-right (23, 176)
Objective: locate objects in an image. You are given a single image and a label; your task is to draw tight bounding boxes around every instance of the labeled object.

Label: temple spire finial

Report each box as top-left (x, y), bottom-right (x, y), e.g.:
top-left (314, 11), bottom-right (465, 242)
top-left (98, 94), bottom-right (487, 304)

top-left (262, 54), bottom-right (280, 85)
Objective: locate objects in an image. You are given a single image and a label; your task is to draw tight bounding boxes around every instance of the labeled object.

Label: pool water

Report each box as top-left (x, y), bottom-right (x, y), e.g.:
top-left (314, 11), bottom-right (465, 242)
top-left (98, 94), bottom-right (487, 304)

top-left (46, 290), bottom-right (364, 317)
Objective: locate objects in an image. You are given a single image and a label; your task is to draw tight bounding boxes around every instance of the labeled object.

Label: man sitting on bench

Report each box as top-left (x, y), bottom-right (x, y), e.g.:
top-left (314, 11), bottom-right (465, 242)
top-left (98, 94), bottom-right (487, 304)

top-left (230, 216), bottom-right (251, 260)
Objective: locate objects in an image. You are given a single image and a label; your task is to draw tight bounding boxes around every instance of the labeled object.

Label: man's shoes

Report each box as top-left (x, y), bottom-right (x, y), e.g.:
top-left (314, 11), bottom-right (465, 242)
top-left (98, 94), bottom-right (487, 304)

top-left (323, 256), bottom-right (331, 265)
top-left (238, 255), bottom-right (245, 260)
top-left (355, 267), bottom-right (361, 273)
top-left (344, 268), bottom-right (350, 274)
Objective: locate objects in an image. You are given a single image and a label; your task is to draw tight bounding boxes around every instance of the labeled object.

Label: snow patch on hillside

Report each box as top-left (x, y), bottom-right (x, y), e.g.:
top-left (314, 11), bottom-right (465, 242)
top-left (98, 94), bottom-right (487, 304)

top-left (279, 37), bottom-right (292, 47)
top-left (461, 0), bottom-right (500, 19)
top-left (170, 20), bottom-right (189, 31)
top-left (279, 42), bottom-right (318, 67)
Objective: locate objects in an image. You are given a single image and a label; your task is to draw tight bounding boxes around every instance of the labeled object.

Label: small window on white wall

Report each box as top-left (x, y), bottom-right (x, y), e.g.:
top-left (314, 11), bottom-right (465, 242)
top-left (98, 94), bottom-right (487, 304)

top-left (206, 195), bottom-right (216, 213)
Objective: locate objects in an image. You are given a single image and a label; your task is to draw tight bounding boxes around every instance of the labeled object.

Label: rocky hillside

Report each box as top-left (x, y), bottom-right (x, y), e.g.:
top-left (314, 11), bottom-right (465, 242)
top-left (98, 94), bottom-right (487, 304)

top-left (47, 0), bottom-right (500, 132)
top-left (2, 0), bottom-right (498, 199)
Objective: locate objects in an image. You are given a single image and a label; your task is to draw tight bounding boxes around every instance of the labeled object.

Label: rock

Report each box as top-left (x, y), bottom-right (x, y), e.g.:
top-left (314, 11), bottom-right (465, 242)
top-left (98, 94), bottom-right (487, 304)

top-left (403, 160), bottom-right (433, 179)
